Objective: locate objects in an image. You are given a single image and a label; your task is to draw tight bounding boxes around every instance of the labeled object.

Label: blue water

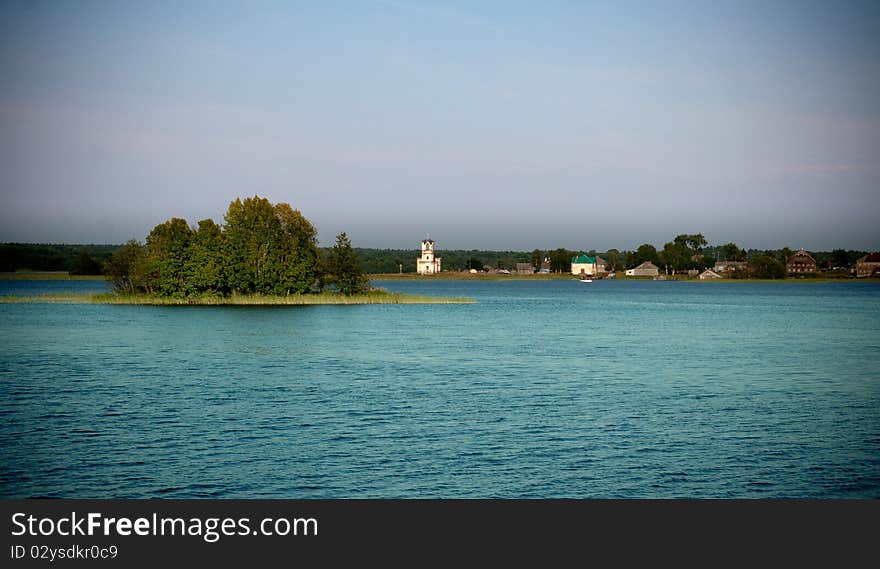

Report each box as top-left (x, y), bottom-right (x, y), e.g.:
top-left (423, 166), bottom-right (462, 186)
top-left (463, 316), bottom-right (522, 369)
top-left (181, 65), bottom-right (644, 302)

top-left (1, 279), bottom-right (878, 498)
top-left (0, 278), bottom-right (111, 296)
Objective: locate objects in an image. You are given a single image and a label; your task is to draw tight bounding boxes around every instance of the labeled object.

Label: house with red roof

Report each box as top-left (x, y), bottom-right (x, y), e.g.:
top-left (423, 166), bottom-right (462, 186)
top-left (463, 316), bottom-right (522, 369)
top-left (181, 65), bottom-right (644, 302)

top-left (786, 249), bottom-right (816, 276)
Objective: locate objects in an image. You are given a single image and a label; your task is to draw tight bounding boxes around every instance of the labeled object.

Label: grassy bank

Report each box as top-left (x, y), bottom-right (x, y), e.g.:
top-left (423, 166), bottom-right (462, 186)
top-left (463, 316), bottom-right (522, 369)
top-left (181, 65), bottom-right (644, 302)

top-left (0, 291), bottom-right (473, 305)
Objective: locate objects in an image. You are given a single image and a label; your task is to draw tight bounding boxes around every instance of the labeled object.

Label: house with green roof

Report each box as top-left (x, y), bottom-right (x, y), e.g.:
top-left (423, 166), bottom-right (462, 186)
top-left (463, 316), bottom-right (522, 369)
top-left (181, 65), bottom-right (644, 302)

top-left (571, 254), bottom-right (597, 277)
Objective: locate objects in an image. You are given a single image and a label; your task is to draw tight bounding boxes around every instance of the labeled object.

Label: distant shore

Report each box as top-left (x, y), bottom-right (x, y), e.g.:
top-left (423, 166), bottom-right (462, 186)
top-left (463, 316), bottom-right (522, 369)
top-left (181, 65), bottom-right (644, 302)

top-left (368, 272), bottom-right (878, 283)
top-left (2, 271), bottom-right (877, 285)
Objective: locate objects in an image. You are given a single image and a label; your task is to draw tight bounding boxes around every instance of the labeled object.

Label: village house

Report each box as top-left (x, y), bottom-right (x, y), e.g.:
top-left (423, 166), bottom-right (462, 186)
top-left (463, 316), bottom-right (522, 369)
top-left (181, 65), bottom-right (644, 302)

top-left (786, 248), bottom-right (816, 276)
top-left (855, 253), bottom-right (880, 278)
top-left (699, 269), bottom-right (723, 280)
top-left (570, 254), bottom-right (597, 277)
top-left (714, 260), bottom-right (748, 274)
top-left (416, 239), bottom-right (442, 275)
top-left (515, 263), bottom-right (535, 275)
top-left (595, 256), bottom-right (609, 274)
top-left (625, 261), bottom-right (660, 277)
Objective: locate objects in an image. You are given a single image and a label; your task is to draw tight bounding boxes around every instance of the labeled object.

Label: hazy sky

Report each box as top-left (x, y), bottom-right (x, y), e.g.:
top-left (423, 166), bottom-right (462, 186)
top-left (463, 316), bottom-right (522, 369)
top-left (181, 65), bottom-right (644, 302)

top-left (1, 0), bottom-right (878, 251)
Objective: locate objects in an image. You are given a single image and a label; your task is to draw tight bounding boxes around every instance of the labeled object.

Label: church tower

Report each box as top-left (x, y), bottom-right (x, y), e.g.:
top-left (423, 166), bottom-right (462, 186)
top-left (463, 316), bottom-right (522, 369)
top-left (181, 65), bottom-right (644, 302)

top-left (416, 238), bottom-right (442, 275)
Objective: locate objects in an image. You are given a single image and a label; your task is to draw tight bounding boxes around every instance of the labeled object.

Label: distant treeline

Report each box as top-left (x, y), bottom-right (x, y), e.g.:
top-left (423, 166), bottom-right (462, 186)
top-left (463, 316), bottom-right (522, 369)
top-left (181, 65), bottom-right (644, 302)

top-left (0, 243), bottom-right (117, 274)
top-left (3, 232), bottom-right (871, 281)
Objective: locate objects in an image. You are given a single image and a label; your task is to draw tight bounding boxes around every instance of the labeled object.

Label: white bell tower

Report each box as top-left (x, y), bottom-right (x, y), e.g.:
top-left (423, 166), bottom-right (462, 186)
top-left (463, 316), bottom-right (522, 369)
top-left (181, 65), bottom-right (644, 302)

top-left (416, 238), bottom-right (442, 274)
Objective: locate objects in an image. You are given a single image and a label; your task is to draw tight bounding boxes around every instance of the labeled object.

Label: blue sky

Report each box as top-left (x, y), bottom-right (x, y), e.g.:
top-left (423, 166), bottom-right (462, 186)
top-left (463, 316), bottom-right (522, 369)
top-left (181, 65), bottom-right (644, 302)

top-left (1, 0), bottom-right (878, 250)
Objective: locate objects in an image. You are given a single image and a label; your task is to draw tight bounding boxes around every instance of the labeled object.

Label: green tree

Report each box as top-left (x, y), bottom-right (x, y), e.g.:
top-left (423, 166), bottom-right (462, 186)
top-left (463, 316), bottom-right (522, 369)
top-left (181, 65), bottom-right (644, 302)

top-left (69, 249), bottom-right (103, 275)
top-left (549, 248), bottom-right (573, 273)
top-left (223, 196), bottom-right (277, 294)
top-left (604, 249), bottom-right (624, 272)
top-left (680, 233), bottom-right (707, 253)
top-left (633, 243), bottom-right (659, 267)
top-left (466, 257), bottom-right (484, 271)
top-left (749, 254), bottom-right (786, 279)
top-left (184, 219), bottom-right (226, 296)
top-left (273, 203), bottom-right (320, 294)
top-left (104, 240), bottom-right (148, 294)
top-left (721, 242), bottom-right (744, 262)
top-left (659, 234), bottom-right (708, 273)
top-left (659, 240), bottom-right (689, 273)
top-left (144, 217), bottom-right (193, 297)
top-left (530, 249), bottom-right (544, 269)
top-left (324, 232), bottom-right (369, 295)
top-left (222, 196), bottom-right (319, 295)
top-left (829, 249), bottom-right (851, 269)
top-left (779, 247), bottom-right (793, 263)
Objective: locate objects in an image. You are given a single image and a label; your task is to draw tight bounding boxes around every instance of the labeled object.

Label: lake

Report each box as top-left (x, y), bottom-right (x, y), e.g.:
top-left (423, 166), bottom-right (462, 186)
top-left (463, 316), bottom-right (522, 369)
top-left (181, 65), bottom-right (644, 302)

top-left (1, 278), bottom-right (878, 498)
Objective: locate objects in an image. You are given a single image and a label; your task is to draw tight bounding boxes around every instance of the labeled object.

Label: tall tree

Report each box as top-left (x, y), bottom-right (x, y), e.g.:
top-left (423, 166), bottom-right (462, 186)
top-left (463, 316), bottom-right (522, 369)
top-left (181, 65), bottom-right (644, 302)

top-left (273, 203), bottom-right (320, 294)
top-left (184, 219), bottom-right (226, 296)
top-left (145, 217), bottom-right (193, 297)
top-left (604, 249), bottom-right (624, 272)
top-left (324, 232), bottom-right (369, 295)
top-left (223, 196), bottom-right (278, 294)
top-left (222, 197), bottom-right (270, 293)
top-left (680, 234), bottom-right (707, 253)
top-left (549, 248), bottom-right (573, 273)
top-left (530, 249), bottom-right (544, 269)
top-left (222, 196), bottom-right (323, 295)
top-left (779, 247), bottom-right (793, 263)
top-left (659, 233), bottom-right (709, 272)
top-left (104, 240), bottom-right (148, 294)
top-left (721, 242), bottom-right (744, 262)
top-left (659, 240), bottom-right (689, 273)
top-left (633, 243), bottom-right (659, 267)
top-left (749, 254), bottom-right (786, 279)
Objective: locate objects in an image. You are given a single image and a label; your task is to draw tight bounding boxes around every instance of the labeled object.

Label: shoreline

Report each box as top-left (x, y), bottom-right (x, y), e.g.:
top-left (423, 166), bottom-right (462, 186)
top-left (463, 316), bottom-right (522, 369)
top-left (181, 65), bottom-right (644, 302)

top-left (370, 273), bottom-right (879, 283)
top-left (2, 271), bottom-right (877, 285)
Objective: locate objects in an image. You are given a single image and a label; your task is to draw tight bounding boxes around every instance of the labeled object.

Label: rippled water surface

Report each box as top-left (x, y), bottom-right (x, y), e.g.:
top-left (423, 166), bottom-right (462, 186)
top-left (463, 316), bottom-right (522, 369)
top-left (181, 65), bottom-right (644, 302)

top-left (1, 279), bottom-right (878, 498)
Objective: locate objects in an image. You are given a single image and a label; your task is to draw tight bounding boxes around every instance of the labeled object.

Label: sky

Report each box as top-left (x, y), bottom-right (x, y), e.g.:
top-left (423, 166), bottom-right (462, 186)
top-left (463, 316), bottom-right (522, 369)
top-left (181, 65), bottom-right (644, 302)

top-left (1, 0), bottom-right (878, 251)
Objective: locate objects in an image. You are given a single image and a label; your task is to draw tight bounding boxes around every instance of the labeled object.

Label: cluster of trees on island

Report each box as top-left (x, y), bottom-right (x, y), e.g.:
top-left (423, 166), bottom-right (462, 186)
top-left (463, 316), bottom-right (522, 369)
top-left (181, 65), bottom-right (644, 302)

top-left (104, 196), bottom-right (369, 297)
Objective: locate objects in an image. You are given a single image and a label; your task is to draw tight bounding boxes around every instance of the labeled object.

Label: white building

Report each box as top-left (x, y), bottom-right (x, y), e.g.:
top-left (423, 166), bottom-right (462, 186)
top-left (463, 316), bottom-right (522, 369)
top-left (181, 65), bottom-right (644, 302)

top-left (416, 239), bottom-right (442, 275)
top-left (625, 261), bottom-right (660, 277)
top-left (570, 254), bottom-right (598, 277)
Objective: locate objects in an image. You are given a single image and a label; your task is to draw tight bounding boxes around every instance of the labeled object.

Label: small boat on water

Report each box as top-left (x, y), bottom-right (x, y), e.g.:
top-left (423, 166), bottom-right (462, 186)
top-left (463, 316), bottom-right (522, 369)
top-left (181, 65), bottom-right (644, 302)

top-left (579, 276), bottom-right (593, 283)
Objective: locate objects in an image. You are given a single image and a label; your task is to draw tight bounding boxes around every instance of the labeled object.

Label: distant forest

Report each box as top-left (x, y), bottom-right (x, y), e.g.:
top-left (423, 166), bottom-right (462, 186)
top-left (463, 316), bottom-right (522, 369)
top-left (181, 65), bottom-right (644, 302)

top-left (0, 243), bottom-right (118, 274)
top-left (2, 240), bottom-right (871, 278)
